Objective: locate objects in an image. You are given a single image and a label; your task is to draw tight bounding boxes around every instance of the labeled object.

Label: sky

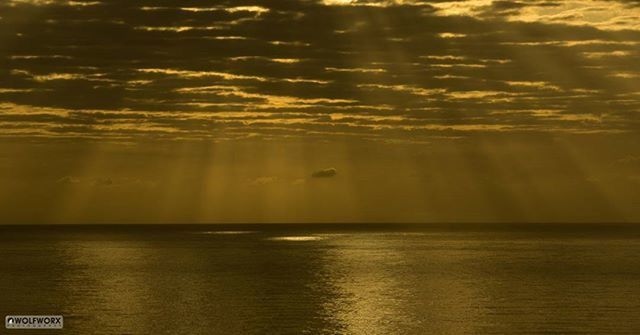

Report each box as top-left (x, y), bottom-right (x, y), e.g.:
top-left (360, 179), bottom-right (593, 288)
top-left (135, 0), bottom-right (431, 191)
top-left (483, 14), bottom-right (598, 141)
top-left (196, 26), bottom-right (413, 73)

top-left (0, 0), bottom-right (639, 223)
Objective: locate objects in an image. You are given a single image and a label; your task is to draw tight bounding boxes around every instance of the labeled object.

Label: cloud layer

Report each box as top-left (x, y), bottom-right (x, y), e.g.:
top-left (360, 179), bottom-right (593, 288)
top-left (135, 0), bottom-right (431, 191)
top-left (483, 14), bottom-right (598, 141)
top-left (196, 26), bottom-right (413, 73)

top-left (0, 0), bottom-right (639, 142)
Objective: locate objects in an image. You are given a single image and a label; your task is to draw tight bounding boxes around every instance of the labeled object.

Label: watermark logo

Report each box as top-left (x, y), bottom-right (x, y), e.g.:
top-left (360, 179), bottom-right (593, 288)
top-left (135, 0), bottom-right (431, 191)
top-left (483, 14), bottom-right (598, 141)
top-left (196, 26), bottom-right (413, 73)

top-left (5, 315), bottom-right (63, 329)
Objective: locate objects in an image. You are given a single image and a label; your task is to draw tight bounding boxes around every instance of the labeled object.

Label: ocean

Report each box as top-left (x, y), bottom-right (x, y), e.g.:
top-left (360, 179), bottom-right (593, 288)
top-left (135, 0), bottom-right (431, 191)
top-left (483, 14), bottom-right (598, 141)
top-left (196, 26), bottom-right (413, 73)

top-left (1, 224), bottom-right (640, 334)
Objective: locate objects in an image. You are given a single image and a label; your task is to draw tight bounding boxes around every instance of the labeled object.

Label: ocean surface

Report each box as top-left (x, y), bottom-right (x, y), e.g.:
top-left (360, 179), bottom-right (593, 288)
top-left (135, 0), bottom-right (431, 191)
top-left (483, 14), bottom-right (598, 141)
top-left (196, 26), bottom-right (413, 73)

top-left (1, 224), bottom-right (640, 334)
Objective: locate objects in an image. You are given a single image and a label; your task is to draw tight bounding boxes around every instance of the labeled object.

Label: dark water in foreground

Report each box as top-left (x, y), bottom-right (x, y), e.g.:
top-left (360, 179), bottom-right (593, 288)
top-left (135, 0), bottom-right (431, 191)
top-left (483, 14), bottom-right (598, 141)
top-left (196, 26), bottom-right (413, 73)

top-left (1, 224), bottom-right (640, 334)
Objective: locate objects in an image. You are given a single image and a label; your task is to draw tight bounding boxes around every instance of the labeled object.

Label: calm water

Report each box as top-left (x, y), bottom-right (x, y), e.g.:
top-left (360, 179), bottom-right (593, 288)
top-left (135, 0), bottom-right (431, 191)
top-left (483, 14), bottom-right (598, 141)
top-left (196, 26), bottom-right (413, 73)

top-left (1, 224), bottom-right (640, 334)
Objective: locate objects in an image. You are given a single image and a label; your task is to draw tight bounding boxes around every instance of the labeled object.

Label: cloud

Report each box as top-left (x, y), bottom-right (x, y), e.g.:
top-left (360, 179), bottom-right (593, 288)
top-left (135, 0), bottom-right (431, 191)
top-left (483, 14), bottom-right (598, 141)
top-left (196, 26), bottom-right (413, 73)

top-left (617, 155), bottom-right (640, 164)
top-left (92, 177), bottom-right (114, 187)
top-left (0, 0), bottom-right (639, 141)
top-left (312, 168), bottom-right (338, 178)
top-left (292, 178), bottom-right (307, 185)
top-left (56, 176), bottom-right (81, 185)
top-left (55, 175), bottom-right (154, 188)
top-left (247, 176), bottom-right (279, 186)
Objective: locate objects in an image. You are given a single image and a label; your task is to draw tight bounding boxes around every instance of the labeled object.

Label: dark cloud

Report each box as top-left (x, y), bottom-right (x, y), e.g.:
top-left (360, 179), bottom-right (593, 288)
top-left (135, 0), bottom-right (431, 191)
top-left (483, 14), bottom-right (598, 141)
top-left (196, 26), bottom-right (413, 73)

top-left (0, 0), bottom-right (639, 141)
top-left (247, 176), bottom-right (278, 185)
top-left (312, 168), bottom-right (337, 178)
top-left (92, 177), bottom-right (114, 187)
top-left (56, 176), bottom-right (81, 185)
top-left (617, 155), bottom-right (640, 165)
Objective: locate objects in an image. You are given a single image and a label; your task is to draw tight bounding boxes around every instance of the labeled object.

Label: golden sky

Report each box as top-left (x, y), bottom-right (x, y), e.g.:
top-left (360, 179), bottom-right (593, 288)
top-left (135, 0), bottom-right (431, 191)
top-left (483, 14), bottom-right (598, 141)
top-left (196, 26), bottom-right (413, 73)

top-left (0, 0), bottom-right (639, 223)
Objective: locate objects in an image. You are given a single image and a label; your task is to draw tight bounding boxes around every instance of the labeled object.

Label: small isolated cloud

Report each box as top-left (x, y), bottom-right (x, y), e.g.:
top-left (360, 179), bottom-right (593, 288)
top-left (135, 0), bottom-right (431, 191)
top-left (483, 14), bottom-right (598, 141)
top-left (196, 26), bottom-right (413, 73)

top-left (92, 177), bottom-right (114, 187)
top-left (248, 176), bottom-right (278, 186)
top-left (618, 155), bottom-right (640, 164)
top-left (292, 178), bottom-right (307, 186)
top-left (56, 176), bottom-right (154, 188)
top-left (312, 168), bottom-right (337, 178)
top-left (56, 176), bottom-right (80, 185)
